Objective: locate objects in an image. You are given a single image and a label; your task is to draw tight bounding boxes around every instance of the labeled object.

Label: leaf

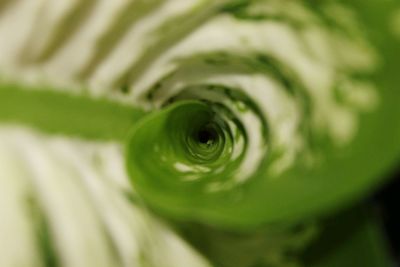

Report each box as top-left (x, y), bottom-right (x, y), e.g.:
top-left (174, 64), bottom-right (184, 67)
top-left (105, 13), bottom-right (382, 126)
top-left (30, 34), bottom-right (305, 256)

top-left (0, 0), bottom-right (399, 266)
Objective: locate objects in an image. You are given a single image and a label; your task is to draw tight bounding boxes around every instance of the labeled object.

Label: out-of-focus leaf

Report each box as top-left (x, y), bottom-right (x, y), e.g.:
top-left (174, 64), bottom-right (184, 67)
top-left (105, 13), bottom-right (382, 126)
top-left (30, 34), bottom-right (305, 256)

top-left (303, 206), bottom-right (392, 267)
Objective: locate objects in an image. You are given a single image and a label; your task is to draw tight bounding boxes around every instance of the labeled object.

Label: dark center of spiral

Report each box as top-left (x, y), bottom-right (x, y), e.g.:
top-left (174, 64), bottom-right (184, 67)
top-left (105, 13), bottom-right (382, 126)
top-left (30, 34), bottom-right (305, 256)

top-left (197, 127), bottom-right (217, 146)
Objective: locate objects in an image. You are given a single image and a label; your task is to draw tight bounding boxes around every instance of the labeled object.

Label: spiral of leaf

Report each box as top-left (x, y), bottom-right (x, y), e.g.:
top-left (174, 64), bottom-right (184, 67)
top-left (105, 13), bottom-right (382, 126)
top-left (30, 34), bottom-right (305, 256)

top-left (0, 0), bottom-right (379, 228)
